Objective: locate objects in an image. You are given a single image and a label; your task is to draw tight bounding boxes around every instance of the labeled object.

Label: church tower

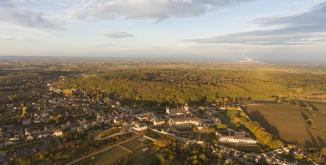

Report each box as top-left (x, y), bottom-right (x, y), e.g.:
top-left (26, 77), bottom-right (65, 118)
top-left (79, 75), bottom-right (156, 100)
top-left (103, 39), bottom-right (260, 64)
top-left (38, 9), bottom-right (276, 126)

top-left (166, 106), bottom-right (170, 115)
top-left (184, 102), bottom-right (189, 112)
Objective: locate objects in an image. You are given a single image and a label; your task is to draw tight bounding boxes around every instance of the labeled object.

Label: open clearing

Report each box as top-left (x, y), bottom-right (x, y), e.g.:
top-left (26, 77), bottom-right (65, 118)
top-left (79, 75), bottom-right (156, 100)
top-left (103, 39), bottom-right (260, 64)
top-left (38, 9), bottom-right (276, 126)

top-left (247, 104), bottom-right (326, 147)
top-left (76, 146), bottom-right (130, 165)
top-left (92, 146), bottom-right (130, 165)
top-left (78, 137), bottom-right (157, 165)
top-left (120, 138), bottom-right (144, 152)
top-left (120, 139), bottom-right (159, 165)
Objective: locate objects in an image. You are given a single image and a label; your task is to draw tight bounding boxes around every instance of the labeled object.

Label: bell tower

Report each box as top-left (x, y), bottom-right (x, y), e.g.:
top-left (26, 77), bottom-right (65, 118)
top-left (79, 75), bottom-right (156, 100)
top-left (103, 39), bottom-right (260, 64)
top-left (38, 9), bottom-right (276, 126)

top-left (184, 102), bottom-right (189, 112)
top-left (166, 106), bottom-right (170, 115)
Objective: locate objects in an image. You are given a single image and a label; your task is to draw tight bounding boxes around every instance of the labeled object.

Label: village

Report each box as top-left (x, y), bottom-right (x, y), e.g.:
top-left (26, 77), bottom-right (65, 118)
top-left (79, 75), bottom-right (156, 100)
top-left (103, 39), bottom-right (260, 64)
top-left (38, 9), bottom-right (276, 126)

top-left (2, 0), bottom-right (326, 164)
top-left (0, 73), bottom-right (323, 165)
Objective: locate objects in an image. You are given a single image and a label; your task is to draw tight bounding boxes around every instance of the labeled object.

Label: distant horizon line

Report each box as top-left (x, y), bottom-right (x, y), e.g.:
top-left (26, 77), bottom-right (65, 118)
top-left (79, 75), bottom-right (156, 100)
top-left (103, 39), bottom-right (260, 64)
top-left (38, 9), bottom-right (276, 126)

top-left (0, 55), bottom-right (326, 66)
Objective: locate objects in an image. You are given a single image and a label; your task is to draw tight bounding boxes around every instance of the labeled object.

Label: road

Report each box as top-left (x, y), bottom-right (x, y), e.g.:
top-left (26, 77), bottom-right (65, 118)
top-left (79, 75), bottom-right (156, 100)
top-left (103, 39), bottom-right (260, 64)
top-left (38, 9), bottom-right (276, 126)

top-left (143, 135), bottom-right (156, 141)
top-left (95, 131), bottom-right (130, 140)
top-left (150, 128), bottom-right (203, 144)
top-left (66, 133), bottom-right (141, 165)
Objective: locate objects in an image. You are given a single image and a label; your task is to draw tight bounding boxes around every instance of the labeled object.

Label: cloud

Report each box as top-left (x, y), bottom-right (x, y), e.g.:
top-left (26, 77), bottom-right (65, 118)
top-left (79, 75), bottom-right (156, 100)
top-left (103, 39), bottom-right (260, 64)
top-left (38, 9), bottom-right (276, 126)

top-left (256, 1), bottom-right (326, 34)
top-left (0, 0), bottom-right (14, 7)
top-left (69, 0), bottom-right (253, 21)
top-left (187, 1), bottom-right (326, 45)
top-left (0, 0), bottom-right (63, 30)
top-left (105, 32), bottom-right (134, 38)
top-left (0, 9), bottom-right (63, 30)
top-left (186, 31), bottom-right (326, 45)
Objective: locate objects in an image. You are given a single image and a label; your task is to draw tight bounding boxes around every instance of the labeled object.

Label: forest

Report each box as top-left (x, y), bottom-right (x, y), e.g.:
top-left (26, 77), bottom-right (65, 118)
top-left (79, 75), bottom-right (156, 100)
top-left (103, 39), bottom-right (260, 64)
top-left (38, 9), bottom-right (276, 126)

top-left (56, 68), bottom-right (326, 104)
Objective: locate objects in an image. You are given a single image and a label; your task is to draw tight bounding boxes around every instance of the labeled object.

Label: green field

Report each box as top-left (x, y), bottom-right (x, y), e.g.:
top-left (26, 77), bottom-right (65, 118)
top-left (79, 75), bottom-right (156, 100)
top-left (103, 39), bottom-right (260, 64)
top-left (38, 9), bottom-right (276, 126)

top-left (120, 140), bottom-right (159, 165)
top-left (234, 146), bottom-right (263, 153)
top-left (79, 138), bottom-right (158, 165)
top-left (120, 139), bottom-right (144, 152)
top-left (247, 104), bottom-right (326, 147)
top-left (92, 147), bottom-right (130, 165)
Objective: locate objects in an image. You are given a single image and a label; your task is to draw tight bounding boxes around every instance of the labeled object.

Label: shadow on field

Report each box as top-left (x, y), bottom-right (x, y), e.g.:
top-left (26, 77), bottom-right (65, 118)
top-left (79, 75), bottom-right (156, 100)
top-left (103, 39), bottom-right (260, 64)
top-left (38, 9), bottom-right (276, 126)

top-left (316, 136), bottom-right (326, 146)
top-left (301, 111), bottom-right (326, 147)
top-left (304, 124), bottom-right (326, 147)
top-left (307, 102), bottom-right (319, 112)
top-left (248, 111), bottom-right (280, 138)
top-left (301, 111), bottom-right (309, 120)
top-left (305, 126), bottom-right (318, 146)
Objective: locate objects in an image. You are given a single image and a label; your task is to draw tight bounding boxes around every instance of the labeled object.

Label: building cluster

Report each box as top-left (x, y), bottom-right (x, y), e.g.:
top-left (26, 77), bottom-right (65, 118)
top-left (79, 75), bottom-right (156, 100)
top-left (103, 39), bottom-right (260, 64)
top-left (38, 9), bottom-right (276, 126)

top-left (166, 105), bottom-right (201, 127)
top-left (1, 75), bottom-right (323, 164)
top-left (216, 131), bottom-right (257, 145)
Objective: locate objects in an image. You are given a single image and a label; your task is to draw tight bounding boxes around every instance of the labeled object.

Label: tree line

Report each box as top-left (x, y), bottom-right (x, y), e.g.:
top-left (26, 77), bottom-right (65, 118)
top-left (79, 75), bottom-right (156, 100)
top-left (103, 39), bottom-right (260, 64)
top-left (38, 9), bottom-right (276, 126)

top-left (56, 69), bottom-right (296, 104)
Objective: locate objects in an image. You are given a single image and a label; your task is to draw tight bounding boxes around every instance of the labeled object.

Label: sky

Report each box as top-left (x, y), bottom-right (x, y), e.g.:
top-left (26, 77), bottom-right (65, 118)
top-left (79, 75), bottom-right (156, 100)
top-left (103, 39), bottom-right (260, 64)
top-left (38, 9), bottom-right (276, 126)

top-left (0, 0), bottom-right (326, 63)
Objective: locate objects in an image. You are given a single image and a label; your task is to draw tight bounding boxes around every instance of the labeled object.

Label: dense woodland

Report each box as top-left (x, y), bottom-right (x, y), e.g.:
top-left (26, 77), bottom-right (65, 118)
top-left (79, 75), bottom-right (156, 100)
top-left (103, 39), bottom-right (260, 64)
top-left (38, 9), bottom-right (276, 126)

top-left (56, 69), bottom-right (326, 104)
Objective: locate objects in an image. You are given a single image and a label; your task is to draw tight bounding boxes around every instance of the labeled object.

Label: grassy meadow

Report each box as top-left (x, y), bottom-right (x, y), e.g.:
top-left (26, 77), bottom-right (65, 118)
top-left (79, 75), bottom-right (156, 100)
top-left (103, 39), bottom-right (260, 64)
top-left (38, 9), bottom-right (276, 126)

top-left (247, 104), bottom-right (326, 147)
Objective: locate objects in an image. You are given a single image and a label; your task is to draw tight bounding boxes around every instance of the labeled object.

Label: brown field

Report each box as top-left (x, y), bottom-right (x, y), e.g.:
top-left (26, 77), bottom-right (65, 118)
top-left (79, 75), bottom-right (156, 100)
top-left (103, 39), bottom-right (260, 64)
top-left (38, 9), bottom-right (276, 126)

top-left (247, 104), bottom-right (326, 147)
top-left (310, 102), bottom-right (326, 113)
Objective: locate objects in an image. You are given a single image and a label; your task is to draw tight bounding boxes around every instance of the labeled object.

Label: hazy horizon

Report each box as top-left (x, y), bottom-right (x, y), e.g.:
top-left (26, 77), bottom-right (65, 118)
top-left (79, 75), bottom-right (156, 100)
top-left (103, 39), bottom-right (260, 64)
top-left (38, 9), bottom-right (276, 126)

top-left (1, 55), bottom-right (326, 66)
top-left (0, 0), bottom-right (326, 63)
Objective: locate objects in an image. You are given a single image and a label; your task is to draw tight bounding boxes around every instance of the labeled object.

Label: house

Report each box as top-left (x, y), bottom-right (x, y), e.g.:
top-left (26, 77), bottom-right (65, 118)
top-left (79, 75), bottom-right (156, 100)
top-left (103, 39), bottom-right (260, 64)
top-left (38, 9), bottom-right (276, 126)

top-left (166, 104), bottom-right (189, 116)
top-left (137, 113), bottom-right (154, 121)
top-left (168, 116), bottom-right (201, 126)
top-left (133, 123), bottom-right (148, 131)
top-left (219, 135), bottom-right (257, 144)
top-left (113, 117), bottom-right (122, 124)
top-left (152, 119), bottom-right (165, 126)
top-left (217, 132), bottom-right (257, 145)
top-left (219, 107), bottom-right (226, 110)
top-left (201, 118), bottom-right (216, 127)
top-left (53, 130), bottom-right (63, 137)
top-left (22, 118), bottom-right (32, 126)
top-left (26, 134), bottom-right (34, 140)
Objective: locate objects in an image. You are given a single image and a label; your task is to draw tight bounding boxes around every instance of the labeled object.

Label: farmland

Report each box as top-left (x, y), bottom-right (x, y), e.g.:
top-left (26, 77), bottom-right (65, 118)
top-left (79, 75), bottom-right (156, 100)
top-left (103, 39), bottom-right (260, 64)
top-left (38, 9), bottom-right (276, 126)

top-left (246, 104), bottom-right (326, 147)
top-left (78, 138), bottom-right (157, 165)
top-left (310, 102), bottom-right (326, 113)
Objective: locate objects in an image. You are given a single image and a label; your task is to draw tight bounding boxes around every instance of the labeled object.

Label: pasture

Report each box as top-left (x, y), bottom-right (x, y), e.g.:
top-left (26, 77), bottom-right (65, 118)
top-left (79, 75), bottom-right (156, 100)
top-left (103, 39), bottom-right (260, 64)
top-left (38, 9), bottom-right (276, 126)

top-left (120, 138), bottom-right (144, 152)
top-left (78, 137), bottom-right (157, 165)
top-left (247, 104), bottom-right (326, 147)
top-left (120, 139), bottom-right (159, 165)
top-left (91, 146), bottom-right (130, 165)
